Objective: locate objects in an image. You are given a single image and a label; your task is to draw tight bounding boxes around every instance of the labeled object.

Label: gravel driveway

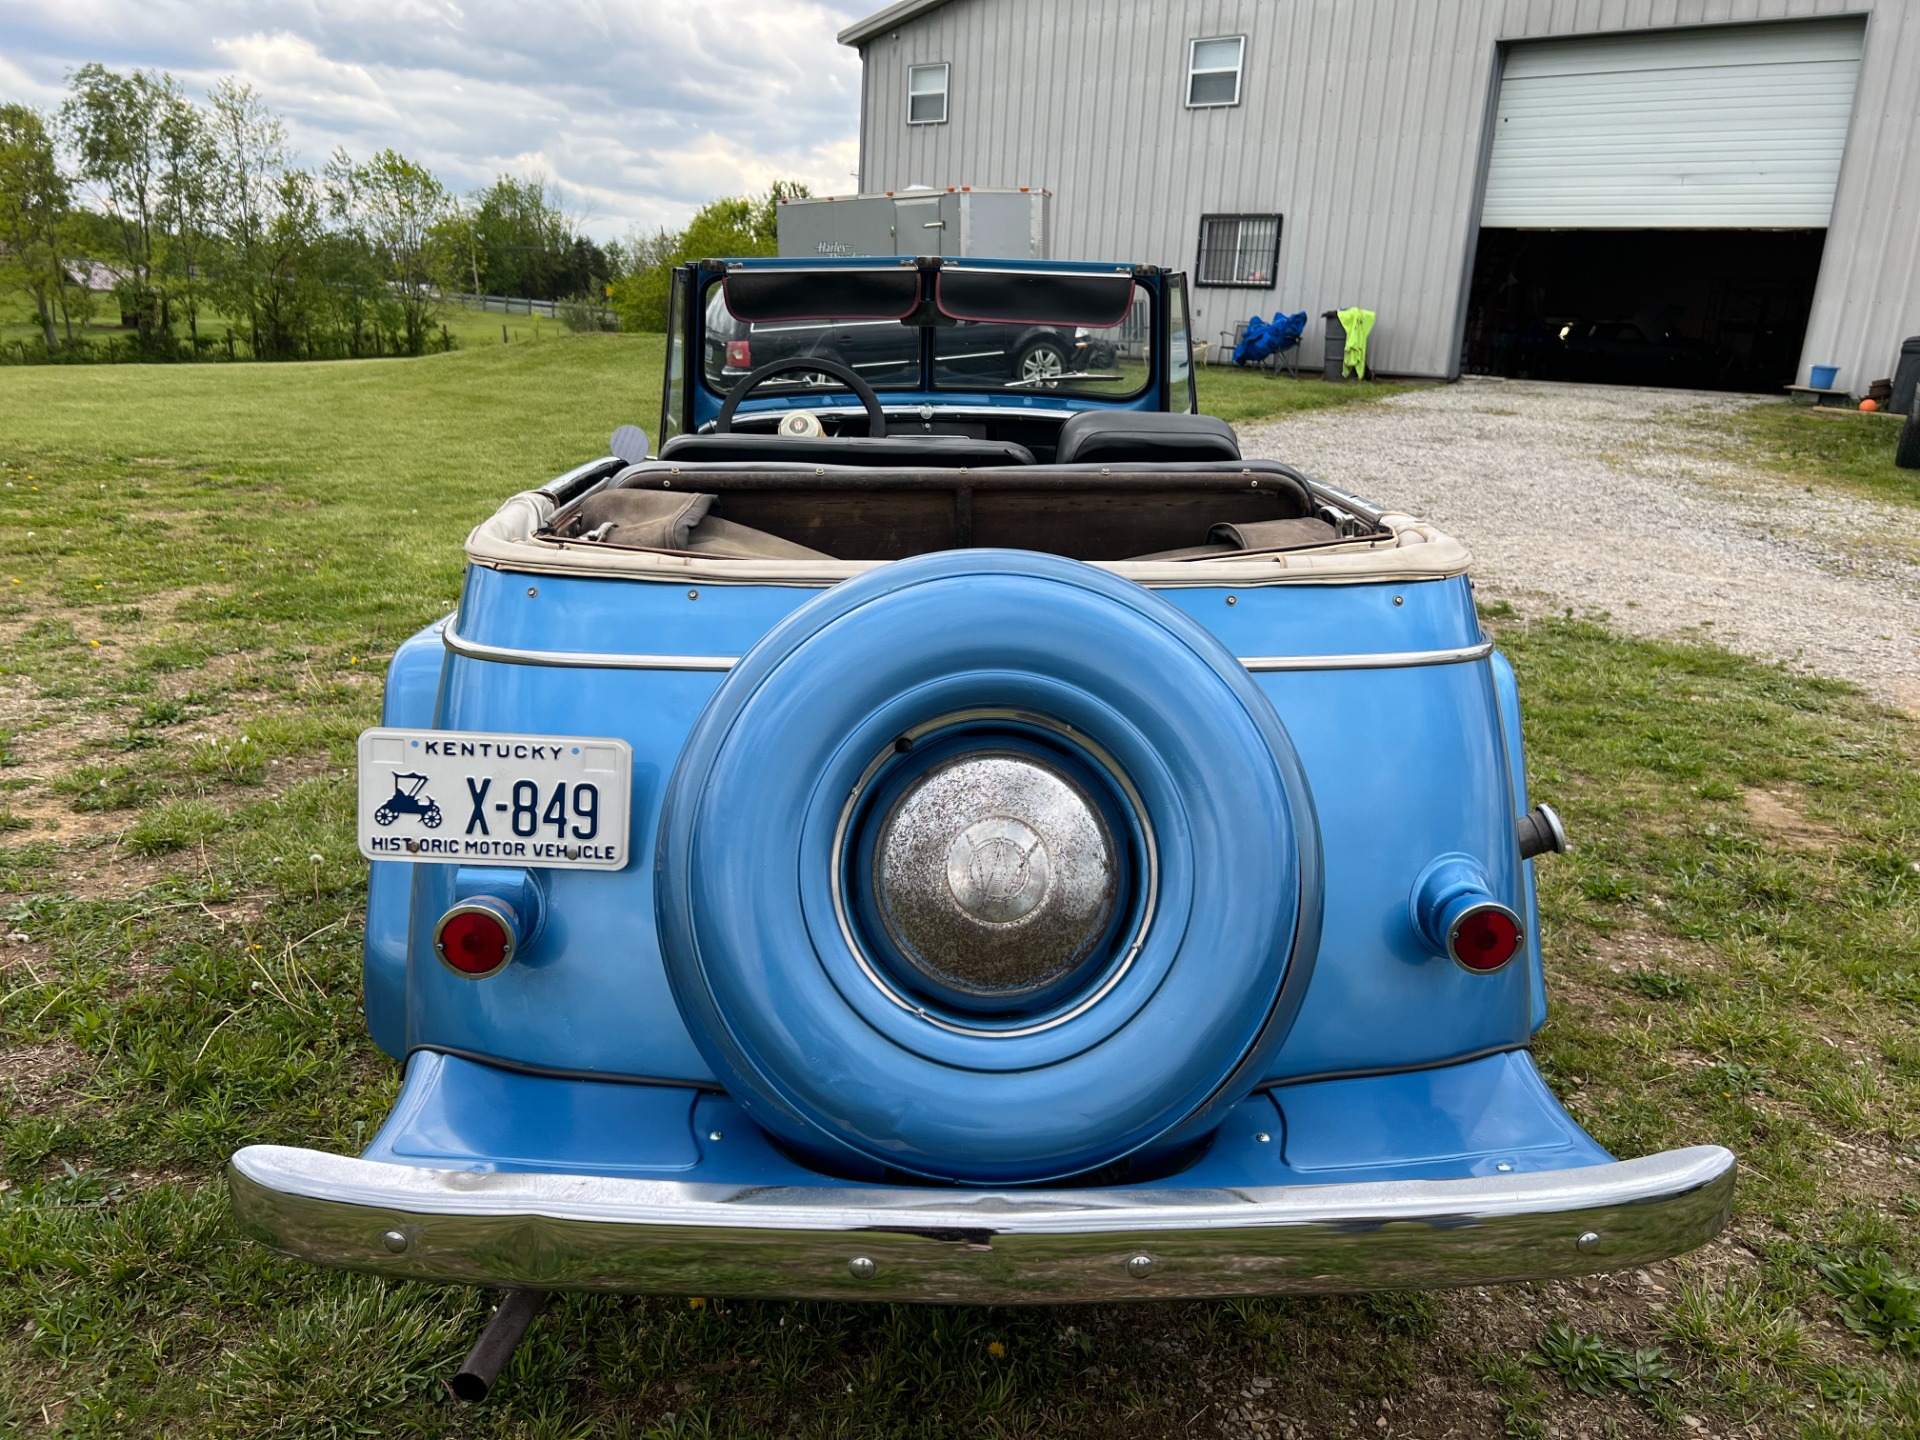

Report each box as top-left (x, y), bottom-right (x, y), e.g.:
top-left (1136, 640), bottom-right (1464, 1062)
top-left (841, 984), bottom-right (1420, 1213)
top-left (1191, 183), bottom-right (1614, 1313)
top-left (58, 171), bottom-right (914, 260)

top-left (1239, 378), bottom-right (1920, 714)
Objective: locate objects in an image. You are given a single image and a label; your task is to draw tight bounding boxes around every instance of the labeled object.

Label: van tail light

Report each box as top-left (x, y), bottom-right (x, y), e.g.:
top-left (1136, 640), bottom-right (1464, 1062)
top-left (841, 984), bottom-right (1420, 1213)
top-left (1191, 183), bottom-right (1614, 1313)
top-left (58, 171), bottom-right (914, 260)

top-left (726, 339), bottom-right (752, 369)
top-left (1410, 855), bottom-right (1525, 975)
top-left (433, 869), bottom-right (545, 979)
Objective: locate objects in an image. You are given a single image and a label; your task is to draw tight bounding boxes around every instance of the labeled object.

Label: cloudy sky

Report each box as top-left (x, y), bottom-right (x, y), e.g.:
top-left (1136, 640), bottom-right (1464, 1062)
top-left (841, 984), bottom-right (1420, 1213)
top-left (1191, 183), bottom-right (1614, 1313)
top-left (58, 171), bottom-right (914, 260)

top-left (0, 0), bottom-right (873, 239)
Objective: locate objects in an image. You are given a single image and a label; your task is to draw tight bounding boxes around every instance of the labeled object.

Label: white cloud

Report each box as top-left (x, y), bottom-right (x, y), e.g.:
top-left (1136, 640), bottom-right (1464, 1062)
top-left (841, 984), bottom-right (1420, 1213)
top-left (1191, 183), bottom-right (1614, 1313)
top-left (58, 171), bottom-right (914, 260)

top-left (0, 0), bottom-right (872, 236)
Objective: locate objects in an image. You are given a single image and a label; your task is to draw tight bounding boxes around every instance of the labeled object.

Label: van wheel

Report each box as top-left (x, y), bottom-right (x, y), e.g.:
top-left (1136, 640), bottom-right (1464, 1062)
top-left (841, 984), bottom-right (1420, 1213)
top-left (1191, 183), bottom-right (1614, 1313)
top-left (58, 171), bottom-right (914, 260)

top-left (1016, 340), bottom-right (1067, 387)
top-left (1897, 411), bottom-right (1920, 470)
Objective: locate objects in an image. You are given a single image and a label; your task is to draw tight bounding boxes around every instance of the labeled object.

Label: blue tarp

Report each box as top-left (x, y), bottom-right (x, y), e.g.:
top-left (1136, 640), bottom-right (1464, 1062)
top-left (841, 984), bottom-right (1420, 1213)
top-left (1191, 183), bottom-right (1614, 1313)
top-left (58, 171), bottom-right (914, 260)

top-left (1233, 311), bottom-right (1307, 367)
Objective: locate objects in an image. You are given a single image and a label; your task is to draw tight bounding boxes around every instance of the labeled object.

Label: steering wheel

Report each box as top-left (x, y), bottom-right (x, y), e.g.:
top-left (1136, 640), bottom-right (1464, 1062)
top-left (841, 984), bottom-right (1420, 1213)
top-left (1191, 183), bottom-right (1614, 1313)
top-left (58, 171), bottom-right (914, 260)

top-left (714, 356), bottom-right (888, 438)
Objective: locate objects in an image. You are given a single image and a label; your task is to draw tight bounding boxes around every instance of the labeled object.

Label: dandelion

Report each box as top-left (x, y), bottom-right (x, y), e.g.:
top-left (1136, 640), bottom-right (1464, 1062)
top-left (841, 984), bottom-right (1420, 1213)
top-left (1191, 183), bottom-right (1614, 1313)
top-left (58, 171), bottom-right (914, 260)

top-left (90, 640), bottom-right (100, 648)
top-left (308, 853), bottom-right (323, 864)
top-left (688, 1297), bottom-right (707, 1309)
top-left (987, 1341), bottom-right (1005, 1357)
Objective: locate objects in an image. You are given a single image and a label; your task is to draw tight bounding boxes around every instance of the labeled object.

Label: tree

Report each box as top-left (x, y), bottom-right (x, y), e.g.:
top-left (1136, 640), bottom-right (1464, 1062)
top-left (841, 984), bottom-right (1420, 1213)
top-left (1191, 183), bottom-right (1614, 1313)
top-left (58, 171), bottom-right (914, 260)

top-left (249, 168), bottom-right (327, 360)
top-left (206, 79), bottom-right (291, 357)
top-left (608, 181), bottom-right (808, 333)
top-left (62, 65), bottom-right (176, 345)
top-left (0, 104), bottom-right (72, 352)
top-left (326, 148), bottom-right (456, 355)
top-left (156, 89), bottom-right (218, 344)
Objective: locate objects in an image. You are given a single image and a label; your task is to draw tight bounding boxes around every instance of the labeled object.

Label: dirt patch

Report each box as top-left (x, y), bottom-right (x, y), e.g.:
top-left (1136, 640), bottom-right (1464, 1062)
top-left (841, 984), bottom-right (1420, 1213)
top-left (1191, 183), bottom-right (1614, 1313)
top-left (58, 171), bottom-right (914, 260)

top-left (0, 792), bottom-right (128, 843)
top-left (1587, 926), bottom-right (1726, 979)
top-left (0, 1037), bottom-right (89, 1117)
top-left (1740, 788), bottom-right (1841, 852)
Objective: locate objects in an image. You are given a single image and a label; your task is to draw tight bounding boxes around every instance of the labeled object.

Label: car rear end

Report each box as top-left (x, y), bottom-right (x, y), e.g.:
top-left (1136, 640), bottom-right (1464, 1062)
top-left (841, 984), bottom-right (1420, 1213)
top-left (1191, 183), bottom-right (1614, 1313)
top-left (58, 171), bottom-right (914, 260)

top-left (229, 447), bottom-right (1733, 1303)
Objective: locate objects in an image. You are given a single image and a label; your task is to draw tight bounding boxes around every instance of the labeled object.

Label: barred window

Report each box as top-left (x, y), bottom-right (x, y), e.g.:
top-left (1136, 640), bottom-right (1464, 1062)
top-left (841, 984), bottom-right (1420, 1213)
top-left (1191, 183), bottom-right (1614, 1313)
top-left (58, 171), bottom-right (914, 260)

top-left (1187, 36), bottom-right (1245, 108)
top-left (907, 63), bottom-right (950, 125)
top-left (1195, 214), bottom-right (1282, 289)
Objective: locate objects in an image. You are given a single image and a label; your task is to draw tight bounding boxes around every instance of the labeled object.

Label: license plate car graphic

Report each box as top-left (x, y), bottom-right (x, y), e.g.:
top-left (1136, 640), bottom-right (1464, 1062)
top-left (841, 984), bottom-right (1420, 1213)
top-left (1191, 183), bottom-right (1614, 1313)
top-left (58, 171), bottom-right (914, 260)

top-left (356, 728), bottom-right (632, 870)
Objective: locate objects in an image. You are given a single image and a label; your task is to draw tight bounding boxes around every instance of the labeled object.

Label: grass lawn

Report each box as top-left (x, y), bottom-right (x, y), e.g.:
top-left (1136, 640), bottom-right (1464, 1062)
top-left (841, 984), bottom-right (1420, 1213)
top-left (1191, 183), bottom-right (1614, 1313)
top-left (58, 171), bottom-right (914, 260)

top-left (1732, 403), bottom-right (1918, 510)
top-left (1195, 362), bottom-right (1416, 425)
top-left (1, 339), bottom-right (1917, 1437)
top-left (0, 289), bottom-right (596, 361)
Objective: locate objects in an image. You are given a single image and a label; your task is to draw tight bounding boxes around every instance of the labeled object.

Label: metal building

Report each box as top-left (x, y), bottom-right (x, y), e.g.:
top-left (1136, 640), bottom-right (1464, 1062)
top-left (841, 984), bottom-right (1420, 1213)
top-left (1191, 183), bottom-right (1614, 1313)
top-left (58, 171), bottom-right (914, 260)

top-left (839, 0), bottom-right (1920, 392)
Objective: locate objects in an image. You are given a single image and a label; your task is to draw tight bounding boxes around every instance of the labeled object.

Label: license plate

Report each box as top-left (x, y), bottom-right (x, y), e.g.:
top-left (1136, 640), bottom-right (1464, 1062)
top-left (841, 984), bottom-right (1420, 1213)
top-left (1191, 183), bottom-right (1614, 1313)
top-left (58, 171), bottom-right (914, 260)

top-left (356, 728), bottom-right (633, 870)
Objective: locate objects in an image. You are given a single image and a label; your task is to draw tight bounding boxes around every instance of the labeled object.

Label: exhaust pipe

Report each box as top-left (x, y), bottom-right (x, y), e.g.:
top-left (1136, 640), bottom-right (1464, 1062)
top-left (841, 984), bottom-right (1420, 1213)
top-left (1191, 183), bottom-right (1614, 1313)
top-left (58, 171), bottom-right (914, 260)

top-left (1516, 803), bottom-right (1567, 861)
top-left (451, 1289), bottom-right (549, 1402)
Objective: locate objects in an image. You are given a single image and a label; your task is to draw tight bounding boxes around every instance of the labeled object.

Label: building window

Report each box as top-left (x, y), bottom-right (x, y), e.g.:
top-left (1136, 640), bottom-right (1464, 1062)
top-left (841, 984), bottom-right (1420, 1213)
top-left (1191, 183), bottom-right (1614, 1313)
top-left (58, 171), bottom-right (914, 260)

top-left (907, 63), bottom-right (950, 125)
top-left (1195, 214), bottom-right (1282, 288)
top-left (1187, 36), bottom-right (1245, 108)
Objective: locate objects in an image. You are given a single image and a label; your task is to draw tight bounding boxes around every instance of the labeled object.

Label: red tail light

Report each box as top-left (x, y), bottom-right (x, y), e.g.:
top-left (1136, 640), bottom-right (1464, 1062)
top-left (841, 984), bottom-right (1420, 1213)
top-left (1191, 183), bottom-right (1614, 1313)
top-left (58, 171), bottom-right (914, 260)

top-left (1449, 904), bottom-right (1523, 973)
top-left (1410, 854), bottom-right (1526, 976)
top-left (726, 339), bottom-right (752, 369)
top-left (435, 900), bottom-right (518, 978)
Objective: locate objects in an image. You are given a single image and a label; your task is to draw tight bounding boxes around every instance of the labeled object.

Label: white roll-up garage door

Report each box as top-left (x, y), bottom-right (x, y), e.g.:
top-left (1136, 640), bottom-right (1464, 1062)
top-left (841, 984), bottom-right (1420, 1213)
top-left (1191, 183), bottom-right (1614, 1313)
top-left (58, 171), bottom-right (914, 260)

top-left (1482, 18), bottom-right (1865, 229)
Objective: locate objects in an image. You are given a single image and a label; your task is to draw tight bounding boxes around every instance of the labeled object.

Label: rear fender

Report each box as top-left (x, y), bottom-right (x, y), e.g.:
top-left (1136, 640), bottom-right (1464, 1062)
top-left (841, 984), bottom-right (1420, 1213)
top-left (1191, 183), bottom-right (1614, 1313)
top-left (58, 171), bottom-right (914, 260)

top-left (1491, 650), bottom-right (1549, 1032)
top-left (365, 620), bottom-right (450, 1058)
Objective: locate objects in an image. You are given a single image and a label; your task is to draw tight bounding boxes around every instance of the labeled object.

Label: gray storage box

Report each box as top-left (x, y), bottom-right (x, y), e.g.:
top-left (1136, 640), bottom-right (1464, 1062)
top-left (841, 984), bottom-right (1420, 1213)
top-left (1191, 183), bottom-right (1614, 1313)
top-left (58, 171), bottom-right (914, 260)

top-left (778, 189), bottom-right (1051, 260)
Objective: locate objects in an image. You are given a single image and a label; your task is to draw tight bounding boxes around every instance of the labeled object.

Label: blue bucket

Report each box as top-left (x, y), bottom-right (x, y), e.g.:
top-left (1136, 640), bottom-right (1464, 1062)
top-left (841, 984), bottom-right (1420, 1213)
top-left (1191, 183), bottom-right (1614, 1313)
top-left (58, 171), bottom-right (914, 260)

top-left (1810, 364), bottom-right (1840, 390)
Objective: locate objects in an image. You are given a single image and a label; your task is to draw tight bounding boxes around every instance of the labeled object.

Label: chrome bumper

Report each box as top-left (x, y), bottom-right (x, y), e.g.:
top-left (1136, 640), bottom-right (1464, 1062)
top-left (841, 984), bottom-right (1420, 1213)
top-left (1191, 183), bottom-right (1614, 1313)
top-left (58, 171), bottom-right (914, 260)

top-left (228, 1143), bottom-right (1735, 1303)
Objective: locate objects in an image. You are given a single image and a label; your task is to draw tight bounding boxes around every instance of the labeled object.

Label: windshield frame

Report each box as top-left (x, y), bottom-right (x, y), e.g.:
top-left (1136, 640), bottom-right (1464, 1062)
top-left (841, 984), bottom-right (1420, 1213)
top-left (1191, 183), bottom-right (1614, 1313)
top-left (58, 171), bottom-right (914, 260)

top-left (691, 260), bottom-right (1164, 412)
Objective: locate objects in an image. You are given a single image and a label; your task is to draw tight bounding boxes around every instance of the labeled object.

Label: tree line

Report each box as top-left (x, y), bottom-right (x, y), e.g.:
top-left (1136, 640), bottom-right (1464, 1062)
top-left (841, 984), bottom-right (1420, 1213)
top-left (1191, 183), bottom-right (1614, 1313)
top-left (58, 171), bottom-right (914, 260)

top-left (0, 62), bottom-right (812, 361)
top-left (0, 66), bottom-right (619, 361)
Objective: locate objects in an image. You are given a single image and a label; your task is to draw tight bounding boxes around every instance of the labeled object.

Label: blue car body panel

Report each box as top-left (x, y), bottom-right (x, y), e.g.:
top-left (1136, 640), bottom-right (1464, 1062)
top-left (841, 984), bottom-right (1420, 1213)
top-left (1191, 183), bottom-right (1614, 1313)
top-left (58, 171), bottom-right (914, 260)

top-left (365, 1048), bottom-right (1611, 1188)
top-left (382, 562), bottom-right (1537, 1093)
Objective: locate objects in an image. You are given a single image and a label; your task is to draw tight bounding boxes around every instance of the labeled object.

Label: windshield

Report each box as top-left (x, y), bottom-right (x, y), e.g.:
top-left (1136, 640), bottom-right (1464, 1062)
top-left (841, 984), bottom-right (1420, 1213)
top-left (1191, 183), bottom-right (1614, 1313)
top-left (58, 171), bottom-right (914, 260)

top-left (933, 283), bottom-right (1151, 397)
top-left (699, 273), bottom-right (1156, 401)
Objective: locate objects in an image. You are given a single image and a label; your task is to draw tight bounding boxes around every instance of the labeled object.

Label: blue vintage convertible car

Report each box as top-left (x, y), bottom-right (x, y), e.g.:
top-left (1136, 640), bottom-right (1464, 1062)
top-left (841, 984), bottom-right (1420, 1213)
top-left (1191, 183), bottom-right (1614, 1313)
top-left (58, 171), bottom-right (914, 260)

top-left (229, 256), bottom-right (1733, 1352)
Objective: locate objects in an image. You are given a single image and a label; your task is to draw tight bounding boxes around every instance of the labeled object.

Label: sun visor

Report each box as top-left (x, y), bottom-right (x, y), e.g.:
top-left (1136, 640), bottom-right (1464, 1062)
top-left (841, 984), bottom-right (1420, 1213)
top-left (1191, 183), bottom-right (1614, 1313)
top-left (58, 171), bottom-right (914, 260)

top-left (936, 270), bottom-right (1135, 327)
top-left (722, 269), bottom-right (921, 323)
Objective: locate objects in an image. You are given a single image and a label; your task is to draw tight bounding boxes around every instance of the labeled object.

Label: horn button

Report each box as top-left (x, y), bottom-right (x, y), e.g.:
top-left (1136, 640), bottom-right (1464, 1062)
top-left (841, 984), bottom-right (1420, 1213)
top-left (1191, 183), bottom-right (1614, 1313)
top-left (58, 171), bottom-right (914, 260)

top-left (874, 752), bottom-right (1119, 1001)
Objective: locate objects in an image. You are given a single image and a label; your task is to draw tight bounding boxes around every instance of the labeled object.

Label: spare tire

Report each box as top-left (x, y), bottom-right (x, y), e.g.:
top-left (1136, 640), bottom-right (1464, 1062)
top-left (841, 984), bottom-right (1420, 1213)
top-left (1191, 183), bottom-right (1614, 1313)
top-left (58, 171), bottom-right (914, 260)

top-left (655, 550), bottom-right (1321, 1183)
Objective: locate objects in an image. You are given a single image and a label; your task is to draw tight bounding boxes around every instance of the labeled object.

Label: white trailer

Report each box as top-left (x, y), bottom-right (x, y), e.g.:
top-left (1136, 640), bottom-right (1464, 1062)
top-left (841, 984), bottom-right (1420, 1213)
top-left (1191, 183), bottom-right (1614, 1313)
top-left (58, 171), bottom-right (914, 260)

top-left (777, 188), bottom-right (1051, 259)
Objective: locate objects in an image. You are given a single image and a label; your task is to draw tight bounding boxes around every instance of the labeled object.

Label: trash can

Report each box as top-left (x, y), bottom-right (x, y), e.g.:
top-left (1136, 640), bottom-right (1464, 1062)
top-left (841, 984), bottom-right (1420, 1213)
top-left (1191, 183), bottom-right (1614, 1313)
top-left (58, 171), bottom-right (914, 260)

top-left (1891, 336), bottom-right (1920, 417)
top-left (1322, 310), bottom-right (1345, 382)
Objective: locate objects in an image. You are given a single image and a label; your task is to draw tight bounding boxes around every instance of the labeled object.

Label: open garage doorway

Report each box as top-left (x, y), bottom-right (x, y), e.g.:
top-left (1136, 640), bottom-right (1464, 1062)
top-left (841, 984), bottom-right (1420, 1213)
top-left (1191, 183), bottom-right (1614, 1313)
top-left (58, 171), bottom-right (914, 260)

top-left (1462, 228), bottom-right (1827, 391)
top-left (1464, 18), bottom-right (1863, 393)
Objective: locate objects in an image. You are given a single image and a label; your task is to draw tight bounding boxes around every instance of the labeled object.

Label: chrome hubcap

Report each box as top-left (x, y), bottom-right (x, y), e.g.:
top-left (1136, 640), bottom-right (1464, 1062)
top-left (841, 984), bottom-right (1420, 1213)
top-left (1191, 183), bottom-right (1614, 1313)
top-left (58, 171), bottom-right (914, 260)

top-left (874, 752), bottom-right (1117, 998)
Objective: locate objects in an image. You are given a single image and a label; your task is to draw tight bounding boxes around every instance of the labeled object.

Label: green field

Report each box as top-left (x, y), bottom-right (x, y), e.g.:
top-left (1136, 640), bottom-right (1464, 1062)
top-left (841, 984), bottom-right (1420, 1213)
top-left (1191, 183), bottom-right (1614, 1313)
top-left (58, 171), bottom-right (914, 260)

top-left (0, 289), bottom-right (598, 364)
top-left (1, 339), bottom-right (1916, 1437)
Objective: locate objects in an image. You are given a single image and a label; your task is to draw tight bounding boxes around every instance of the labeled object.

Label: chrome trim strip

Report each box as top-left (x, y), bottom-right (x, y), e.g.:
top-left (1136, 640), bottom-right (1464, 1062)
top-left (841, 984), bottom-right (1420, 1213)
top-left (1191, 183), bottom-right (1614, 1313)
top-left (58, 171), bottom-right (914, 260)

top-left (441, 627), bottom-right (1494, 676)
top-left (443, 626), bottom-right (737, 672)
top-left (228, 1143), bottom-right (1736, 1302)
top-left (1241, 640), bottom-right (1494, 672)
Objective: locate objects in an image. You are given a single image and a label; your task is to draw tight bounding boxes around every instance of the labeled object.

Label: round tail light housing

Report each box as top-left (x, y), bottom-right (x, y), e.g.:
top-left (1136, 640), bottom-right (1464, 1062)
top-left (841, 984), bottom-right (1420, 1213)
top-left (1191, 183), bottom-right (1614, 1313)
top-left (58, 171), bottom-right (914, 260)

top-left (434, 898), bottom-right (520, 978)
top-left (1447, 901), bottom-right (1524, 973)
top-left (1410, 854), bottom-right (1526, 976)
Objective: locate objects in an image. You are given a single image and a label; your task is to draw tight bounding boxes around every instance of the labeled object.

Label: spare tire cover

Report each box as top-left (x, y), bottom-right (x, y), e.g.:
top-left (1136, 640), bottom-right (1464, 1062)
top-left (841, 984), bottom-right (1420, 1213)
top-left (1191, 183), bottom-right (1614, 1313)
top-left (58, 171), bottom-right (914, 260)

top-left (655, 550), bottom-right (1321, 1183)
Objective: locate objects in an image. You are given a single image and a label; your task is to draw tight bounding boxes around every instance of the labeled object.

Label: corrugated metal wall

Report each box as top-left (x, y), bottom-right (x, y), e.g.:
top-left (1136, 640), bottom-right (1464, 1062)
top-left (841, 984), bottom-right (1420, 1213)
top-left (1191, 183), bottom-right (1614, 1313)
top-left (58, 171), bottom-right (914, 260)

top-left (853, 0), bottom-right (1917, 386)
